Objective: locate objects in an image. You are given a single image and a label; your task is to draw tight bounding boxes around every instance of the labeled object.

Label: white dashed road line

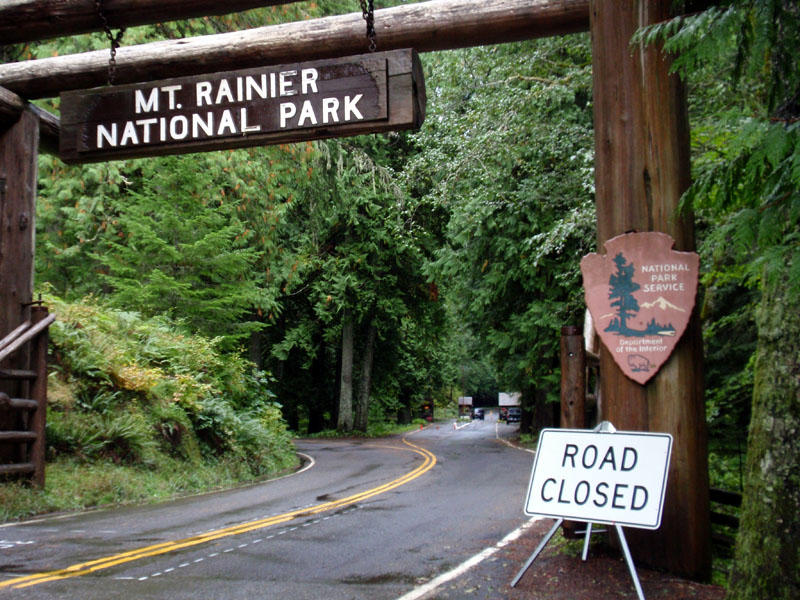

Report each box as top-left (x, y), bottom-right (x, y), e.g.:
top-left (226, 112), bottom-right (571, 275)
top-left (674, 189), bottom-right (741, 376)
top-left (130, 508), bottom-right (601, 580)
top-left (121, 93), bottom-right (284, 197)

top-left (120, 506), bottom-right (360, 582)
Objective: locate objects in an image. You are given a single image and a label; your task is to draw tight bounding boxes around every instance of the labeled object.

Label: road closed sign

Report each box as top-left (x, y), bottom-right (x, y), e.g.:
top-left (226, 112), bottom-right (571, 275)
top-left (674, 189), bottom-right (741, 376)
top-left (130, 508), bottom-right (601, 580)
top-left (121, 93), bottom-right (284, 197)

top-left (524, 428), bottom-right (672, 529)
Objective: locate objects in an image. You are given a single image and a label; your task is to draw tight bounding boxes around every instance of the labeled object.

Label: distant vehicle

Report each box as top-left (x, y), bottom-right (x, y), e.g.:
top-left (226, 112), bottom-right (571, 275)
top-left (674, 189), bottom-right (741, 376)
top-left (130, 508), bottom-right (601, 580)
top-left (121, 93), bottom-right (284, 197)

top-left (471, 407), bottom-right (485, 420)
top-left (505, 407), bottom-right (521, 423)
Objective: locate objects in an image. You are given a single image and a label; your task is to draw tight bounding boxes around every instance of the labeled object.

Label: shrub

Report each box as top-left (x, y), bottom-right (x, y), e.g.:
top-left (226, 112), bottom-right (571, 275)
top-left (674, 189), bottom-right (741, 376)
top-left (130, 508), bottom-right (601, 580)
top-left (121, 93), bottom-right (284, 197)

top-left (43, 293), bottom-right (296, 478)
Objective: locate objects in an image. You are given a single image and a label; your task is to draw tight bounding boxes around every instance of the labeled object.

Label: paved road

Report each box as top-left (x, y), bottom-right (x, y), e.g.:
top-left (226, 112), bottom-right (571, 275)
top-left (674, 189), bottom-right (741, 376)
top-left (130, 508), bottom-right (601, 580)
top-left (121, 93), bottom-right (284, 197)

top-left (0, 413), bottom-right (534, 599)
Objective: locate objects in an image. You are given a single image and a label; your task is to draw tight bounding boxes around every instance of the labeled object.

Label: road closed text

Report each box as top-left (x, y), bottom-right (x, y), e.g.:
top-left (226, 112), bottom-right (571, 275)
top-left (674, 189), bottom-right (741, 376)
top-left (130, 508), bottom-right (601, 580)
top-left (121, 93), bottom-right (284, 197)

top-left (539, 443), bottom-right (648, 511)
top-left (524, 429), bottom-right (672, 529)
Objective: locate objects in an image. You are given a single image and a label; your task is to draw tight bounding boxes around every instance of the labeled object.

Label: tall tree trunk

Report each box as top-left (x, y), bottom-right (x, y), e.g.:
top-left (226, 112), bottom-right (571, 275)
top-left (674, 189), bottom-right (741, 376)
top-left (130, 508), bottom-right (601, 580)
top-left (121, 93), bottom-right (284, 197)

top-left (354, 320), bottom-right (377, 432)
top-left (248, 329), bottom-right (263, 370)
top-left (728, 269), bottom-right (800, 600)
top-left (337, 310), bottom-right (354, 432)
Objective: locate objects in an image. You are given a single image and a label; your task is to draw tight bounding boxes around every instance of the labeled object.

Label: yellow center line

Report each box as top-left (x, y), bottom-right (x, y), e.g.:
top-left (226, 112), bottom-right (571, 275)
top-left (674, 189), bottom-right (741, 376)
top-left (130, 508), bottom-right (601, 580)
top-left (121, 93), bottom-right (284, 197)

top-left (1, 436), bottom-right (436, 591)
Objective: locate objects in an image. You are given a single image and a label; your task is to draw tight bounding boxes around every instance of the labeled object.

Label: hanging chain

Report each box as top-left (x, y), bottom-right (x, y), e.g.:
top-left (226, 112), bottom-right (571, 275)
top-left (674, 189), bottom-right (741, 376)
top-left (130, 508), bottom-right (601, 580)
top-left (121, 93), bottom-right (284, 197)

top-left (359, 0), bottom-right (376, 52)
top-left (95, 0), bottom-right (125, 85)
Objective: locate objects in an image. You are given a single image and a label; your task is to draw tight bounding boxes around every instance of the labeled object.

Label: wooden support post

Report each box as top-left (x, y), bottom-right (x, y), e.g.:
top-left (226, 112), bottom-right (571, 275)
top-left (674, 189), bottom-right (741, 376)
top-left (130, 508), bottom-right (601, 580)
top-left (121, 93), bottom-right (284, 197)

top-left (560, 325), bottom-right (586, 538)
top-left (29, 306), bottom-right (49, 488)
top-left (590, 0), bottom-right (710, 579)
top-left (560, 326), bottom-right (586, 430)
top-left (0, 108), bottom-right (39, 470)
top-left (0, 87), bottom-right (60, 155)
top-left (0, 109), bottom-right (38, 363)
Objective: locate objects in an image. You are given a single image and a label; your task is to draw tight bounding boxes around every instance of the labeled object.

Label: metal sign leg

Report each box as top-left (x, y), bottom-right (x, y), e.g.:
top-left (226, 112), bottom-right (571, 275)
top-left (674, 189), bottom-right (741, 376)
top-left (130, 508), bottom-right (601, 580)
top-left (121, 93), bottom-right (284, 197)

top-left (510, 518), bottom-right (563, 588)
top-left (615, 524), bottom-right (646, 600)
top-left (581, 522), bottom-right (593, 561)
top-left (579, 522), bottom-right (607, 561)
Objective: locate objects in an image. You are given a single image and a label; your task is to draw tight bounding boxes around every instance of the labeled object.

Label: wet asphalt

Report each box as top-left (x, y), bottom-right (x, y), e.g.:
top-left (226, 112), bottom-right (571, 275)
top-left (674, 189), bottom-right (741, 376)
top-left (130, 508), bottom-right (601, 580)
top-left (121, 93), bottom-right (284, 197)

top-left (0, 413), bottom-right (534, 599)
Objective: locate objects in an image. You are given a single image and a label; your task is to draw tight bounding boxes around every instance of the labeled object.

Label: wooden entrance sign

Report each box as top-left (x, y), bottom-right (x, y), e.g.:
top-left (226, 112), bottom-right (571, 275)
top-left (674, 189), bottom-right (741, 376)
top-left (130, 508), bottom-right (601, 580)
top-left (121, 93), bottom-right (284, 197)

top-left (60, 49), bottom-right (425, 163)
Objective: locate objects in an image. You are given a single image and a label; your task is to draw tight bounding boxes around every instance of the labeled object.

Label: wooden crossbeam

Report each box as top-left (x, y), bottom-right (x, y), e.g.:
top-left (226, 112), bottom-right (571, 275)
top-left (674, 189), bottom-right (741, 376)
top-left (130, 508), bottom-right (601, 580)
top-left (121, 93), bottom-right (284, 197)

top-left (0, 0), bottom-right (590, 100)
top-left (0, 87), bottom-right (25, 123)
top-left (0, 87), bottom-right (60, 154)
top-left (0, 0), bottom-right (295, 45)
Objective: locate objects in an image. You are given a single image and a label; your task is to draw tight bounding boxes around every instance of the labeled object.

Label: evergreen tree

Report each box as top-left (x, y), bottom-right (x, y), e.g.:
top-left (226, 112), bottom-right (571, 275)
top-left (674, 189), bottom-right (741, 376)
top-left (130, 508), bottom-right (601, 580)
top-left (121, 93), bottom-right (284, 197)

top-left (606, 253), bottom-right (640, 335)
top-left (407, 36), bottom-right (596, 429)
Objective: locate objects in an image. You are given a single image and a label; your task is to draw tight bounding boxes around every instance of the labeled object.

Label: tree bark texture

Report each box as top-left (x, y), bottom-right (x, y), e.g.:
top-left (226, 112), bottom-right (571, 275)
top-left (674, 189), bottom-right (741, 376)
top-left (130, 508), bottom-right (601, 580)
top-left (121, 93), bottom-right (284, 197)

top-left (354, 320), bottom-right (377, 433)
top-left (0, 0), bottom-right (294, 44)
top-left (337, 310), bottom-right (354, 432)
top-left (728, 269), bottom-right (800, 600)
top-left (590, 0), bottom-right (710, 579)
top-left (0, 0), bottom-right (590, 100)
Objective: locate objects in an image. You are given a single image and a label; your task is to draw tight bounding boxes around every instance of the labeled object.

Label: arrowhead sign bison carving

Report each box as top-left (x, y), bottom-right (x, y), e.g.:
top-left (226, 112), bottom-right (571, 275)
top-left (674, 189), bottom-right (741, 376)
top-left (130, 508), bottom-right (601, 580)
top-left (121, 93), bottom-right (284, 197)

top-left (580, 232), bottom-right (699, 385)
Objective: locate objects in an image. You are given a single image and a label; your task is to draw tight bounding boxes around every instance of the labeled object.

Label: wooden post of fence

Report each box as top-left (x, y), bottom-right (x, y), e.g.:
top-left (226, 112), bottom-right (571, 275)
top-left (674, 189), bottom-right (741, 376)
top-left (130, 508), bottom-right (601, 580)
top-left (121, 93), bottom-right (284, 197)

top-left (589, 0), bottom-right (710, 579)
top-left (29, 305), bottom-right (49, 487)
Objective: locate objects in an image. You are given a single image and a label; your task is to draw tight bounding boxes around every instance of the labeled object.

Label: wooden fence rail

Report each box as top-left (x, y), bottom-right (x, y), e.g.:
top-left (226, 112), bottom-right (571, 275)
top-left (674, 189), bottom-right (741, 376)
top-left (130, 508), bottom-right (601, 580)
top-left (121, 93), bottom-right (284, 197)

top-left (0, 306), bottom-right (52, 487)
top-left (710, 487), bottom-right (742, 552)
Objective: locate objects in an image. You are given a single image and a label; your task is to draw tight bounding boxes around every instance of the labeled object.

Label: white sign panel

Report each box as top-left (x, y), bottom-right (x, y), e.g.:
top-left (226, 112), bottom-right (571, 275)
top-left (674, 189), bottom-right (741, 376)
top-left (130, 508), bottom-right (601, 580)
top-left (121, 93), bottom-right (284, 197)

top-left (524, 428), bottom-right (672, 530)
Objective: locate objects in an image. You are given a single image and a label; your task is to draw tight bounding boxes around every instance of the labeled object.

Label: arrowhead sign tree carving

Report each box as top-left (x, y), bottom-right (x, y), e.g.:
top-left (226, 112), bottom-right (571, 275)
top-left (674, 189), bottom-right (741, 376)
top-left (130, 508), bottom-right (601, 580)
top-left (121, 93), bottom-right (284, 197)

top-left (580, 232), bottom-right (699, 385)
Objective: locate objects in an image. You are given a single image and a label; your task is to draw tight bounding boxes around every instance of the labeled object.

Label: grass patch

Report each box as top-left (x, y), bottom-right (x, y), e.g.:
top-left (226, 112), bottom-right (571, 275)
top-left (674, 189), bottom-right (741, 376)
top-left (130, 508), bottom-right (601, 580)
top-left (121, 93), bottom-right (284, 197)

top-left (0, 454), bottom-right (299, 523)
top-left (517, 431), bottom-right (540, 449)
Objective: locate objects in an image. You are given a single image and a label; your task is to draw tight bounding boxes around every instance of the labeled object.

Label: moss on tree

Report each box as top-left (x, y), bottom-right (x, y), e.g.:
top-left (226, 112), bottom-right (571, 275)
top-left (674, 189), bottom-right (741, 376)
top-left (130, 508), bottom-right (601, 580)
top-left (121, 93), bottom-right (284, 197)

top-left (728, 269), bottom-right (800, 600)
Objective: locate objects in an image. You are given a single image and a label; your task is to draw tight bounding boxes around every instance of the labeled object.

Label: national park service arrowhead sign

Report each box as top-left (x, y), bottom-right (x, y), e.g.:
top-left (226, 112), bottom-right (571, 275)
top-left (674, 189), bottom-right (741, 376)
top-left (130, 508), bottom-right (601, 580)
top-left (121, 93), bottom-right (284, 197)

top-left (580, 232), bottom-right (699, 385)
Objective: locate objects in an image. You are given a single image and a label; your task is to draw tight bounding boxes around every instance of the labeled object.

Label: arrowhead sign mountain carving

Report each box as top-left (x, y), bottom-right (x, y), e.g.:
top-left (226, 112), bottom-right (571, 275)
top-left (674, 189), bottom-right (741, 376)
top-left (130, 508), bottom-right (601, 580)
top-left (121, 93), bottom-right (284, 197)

top-left (580, 232), bottom-right (699, 385)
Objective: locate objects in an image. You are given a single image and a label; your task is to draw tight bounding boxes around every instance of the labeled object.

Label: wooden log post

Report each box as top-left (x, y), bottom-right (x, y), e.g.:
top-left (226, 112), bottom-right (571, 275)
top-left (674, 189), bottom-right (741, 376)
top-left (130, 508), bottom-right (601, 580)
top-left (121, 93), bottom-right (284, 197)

top-left (560, 325), bottom-right (586, 538)
top-left (0, 109), bottom-right (39, 468)
top-left (560, 326), bottom-right (586, 430)
top-left (0, 110), bottom-right (38, 366)
top-left (0, 86), bottom-right (60, 155)
top-left (590, 0), bottom-right (710, 579)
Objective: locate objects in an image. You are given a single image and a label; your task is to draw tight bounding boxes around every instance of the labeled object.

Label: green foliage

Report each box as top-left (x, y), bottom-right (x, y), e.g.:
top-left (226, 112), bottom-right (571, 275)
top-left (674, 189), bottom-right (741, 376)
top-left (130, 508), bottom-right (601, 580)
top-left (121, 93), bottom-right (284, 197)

top-left (641, 1), bottom-right (800, 115)
top-left (0, 293), bottom-right (297, 520)
top-left (0, 454), bottom-right (271, 522)
top-left (36, 149), bottom-right (302, 348)
top-left (645, 1), bottom-right (800, 595)
top-left (407, 37), bottom-right (596, 413)
top-left (640, 1), bottom-right (800, 294)
top-left (46, 410), bottom-right (159, 465)
top-left (701, 281), bottom-right (757, 460)
top-left (250, 133), bottom-right (449, 433)
top-left (43, 293), bottom-right (296, 478)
